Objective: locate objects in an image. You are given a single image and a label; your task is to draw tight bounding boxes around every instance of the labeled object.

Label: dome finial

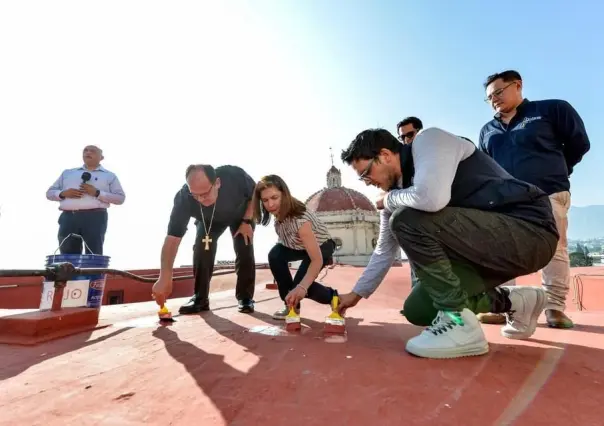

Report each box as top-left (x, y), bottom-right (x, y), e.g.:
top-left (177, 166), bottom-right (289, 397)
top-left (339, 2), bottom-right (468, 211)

top-left (326, 147), bottom-right (342, 188)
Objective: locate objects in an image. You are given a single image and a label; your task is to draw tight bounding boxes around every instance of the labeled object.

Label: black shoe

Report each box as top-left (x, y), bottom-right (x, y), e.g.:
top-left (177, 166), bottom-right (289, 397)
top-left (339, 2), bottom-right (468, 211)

top-left (178, 296), bottom-right (210, 314)
top-left (238, 299), bottom-right (255, 314)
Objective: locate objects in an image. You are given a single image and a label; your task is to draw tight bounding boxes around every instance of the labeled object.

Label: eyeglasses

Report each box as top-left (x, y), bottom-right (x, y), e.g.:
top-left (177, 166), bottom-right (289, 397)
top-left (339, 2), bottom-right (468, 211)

top-left (484, 82), bottom-right (515, 103)
top-left (358, 158), bottom-right (376, 183)
top-left (190, 183), bottom-right (215, 201)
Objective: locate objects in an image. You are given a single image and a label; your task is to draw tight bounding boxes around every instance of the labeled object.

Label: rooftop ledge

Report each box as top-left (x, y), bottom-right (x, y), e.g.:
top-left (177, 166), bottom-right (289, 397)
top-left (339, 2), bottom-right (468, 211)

top-left (1, 265), bottom-right (604, 425)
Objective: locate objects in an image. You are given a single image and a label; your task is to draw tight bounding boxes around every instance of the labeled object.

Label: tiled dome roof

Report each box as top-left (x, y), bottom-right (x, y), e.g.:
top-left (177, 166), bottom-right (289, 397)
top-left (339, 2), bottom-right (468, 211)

top-left (305, 187), bottom-right (376, 213)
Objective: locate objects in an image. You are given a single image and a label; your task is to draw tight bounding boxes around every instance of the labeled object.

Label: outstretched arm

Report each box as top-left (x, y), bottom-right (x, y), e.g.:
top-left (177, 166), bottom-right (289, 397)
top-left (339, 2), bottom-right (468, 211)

top-left (352, 209), bottom-right (400, 298)
top-left (285, 221), bottom-right (324, 307)
top-left (153, 188), bottom-right (190, 306)
top-left (162, 187), bottom-right (192, 278)
top-left (337, 209), bottom-right (400, 314)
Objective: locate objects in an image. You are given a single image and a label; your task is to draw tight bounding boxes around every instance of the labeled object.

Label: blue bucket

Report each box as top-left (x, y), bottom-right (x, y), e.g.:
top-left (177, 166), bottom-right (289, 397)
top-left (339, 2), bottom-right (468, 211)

top-left (45, 254), bottom-right (111, 309)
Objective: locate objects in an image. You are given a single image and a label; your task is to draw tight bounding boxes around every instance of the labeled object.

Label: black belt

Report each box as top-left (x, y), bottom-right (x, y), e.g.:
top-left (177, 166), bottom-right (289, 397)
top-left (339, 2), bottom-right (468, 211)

top-left (61, 208), bottom-right (107, 213)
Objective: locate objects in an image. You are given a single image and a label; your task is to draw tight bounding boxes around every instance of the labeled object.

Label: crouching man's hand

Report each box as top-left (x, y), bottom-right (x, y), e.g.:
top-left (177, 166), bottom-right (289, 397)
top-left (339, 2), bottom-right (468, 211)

top-left (337, 292), bottom-right (362, 315)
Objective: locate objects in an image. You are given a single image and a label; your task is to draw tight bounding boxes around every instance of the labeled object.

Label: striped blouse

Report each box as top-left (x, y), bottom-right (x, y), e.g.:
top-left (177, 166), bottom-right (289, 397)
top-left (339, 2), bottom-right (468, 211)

top-left (274, 210), bottom-right (332, 251)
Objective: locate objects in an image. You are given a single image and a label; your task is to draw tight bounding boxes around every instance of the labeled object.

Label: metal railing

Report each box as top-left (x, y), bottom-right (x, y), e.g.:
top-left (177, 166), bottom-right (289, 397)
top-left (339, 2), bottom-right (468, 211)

top-left (0, 262), bottom-right (234, 312)
top-left (572, 273), bottom-right (604, 311)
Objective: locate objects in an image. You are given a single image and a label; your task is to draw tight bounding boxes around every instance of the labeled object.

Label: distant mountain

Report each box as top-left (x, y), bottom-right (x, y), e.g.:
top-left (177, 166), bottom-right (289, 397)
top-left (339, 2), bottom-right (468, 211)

top-left (568, 205), bottom-right (604, 240)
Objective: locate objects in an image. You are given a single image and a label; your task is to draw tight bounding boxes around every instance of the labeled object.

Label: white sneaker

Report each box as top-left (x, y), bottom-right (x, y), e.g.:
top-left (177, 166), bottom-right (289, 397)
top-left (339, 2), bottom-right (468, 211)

top-left (405, 308), bottom-right (489, 359)
top-left (500, 286), bottom-right (546, 340)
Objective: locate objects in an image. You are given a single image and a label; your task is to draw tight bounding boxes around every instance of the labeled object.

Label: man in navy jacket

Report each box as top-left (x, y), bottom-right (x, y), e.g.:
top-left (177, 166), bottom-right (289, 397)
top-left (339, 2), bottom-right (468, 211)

top-left (478, 70), bottom-right (590, 328)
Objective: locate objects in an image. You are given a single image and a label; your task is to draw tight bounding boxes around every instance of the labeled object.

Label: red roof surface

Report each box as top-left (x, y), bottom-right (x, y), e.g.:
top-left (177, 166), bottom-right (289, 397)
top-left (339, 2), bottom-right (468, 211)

top-left (1, 265), bottom-right (604, 425)
top-left (306, 187), bottom-right (377, 213)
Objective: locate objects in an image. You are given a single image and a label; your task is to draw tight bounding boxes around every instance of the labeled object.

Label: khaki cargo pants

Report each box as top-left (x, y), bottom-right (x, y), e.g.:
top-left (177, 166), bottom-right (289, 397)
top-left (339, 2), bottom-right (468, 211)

top-left (502, 191), bottom-right (571, 311)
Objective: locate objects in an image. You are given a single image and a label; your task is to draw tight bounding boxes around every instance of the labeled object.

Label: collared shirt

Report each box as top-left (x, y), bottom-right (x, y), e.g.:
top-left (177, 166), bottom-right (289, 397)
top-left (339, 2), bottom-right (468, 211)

top-left (46, 165), bottom-right (126, 211)
top-left (478, 98), bottom-right (590, 195)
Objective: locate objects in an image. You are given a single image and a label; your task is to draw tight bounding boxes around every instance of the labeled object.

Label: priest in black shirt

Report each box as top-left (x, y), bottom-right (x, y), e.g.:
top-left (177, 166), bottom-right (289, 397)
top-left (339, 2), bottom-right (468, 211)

top-left (152, 164), bottom-right (257, 314)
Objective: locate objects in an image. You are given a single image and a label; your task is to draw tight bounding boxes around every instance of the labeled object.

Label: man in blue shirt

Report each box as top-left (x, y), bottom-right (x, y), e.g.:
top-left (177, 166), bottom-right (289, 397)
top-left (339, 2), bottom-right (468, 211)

top-left (478, 70), bottom-right (591, 329)
top-left (46, 145), bottom-right (126, 255)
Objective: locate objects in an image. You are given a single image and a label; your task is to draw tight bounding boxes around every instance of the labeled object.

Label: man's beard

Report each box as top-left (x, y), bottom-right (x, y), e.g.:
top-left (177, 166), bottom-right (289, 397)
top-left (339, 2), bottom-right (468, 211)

top-left (387, 169), bottom-right (399, 189)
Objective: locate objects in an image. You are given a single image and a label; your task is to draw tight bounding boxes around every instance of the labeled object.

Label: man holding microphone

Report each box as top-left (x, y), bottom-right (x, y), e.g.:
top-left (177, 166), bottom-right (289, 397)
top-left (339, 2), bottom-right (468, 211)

top-left (46, 145), bottom-right (126, 255)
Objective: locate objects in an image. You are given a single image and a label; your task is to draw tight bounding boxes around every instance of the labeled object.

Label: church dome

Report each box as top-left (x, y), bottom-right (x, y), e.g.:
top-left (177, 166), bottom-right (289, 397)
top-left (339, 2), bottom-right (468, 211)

top-left (305, 155), bottom-right (376, 213)
top-left (306, 187), bottom-right (377, 213)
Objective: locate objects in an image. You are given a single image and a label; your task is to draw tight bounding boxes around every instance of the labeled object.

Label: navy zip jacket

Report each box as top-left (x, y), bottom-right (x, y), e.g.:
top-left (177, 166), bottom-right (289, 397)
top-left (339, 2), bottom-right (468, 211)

top-left (478, 98), bottom-right (590, 195)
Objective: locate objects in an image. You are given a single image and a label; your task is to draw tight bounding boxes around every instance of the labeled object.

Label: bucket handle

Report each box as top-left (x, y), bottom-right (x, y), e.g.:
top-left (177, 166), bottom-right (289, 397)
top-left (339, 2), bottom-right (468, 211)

top-left (51, 233), bottom-right (95, 264)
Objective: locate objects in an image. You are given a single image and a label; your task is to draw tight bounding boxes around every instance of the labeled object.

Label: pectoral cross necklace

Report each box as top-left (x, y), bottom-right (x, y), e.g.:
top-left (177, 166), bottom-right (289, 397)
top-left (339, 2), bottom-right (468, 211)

top-left (200, 202), bottom-right (217, 251)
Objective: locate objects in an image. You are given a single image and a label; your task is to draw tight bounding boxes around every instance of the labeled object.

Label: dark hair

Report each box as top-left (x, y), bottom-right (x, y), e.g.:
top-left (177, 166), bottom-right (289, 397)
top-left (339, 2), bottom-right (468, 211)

top-left (396, 116), bottom-right (423, 132)
top-left (252, 174), bottom-right (306, 226)
top-left (340, 128), bottom-right (400, 165)
top-left (483, 70), bottom-right (522, 89)
top-left (185, 164), bottom-right (217, 184)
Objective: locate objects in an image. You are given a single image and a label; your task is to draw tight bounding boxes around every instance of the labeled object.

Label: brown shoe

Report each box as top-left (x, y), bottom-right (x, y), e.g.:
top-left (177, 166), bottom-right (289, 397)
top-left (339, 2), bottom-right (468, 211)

top-left (545, 309), bottom-right (574, 328)
top-left (476, 312), bottom-right (507, 324)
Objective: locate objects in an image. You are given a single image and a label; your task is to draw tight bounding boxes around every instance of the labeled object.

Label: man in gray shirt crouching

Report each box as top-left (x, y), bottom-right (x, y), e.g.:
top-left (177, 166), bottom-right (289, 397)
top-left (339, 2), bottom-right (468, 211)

top-left (337, 127), bottom-right (559, 360)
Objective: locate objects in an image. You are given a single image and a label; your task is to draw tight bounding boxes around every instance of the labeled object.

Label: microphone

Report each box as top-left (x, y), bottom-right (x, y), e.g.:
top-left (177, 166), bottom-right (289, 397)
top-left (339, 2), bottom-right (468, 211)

top-left (81, 172), bottom-right (91, 183)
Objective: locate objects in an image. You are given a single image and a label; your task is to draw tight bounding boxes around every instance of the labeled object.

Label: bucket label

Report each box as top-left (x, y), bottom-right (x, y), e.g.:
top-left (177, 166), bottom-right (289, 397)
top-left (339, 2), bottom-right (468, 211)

top-left (39, 280), bottom-right (89, 310)
top-left (87, 278), bottom-right (106, 308)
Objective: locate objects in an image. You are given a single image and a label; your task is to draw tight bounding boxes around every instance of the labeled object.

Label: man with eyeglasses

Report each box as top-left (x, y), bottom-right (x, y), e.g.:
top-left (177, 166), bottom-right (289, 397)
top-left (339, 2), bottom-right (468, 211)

top-left (152, 164), bottom-right (257, 314)
top-left (335, 127), bottom-right (559, 359)
top-left (396, 116), bottom-right (423, 144)
top-left (478, 70), bottom-right (591, 329)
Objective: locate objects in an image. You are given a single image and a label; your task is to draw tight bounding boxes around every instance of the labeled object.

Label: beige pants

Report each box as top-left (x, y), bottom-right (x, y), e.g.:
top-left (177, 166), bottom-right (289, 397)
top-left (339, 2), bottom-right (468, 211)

top-left (502, 191), bottom-right (571, 311)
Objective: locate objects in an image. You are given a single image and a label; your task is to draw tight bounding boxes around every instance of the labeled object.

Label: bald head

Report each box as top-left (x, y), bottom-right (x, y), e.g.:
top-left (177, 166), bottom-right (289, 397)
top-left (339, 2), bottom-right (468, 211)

top-left (185, 164), bottom-right (221, 206)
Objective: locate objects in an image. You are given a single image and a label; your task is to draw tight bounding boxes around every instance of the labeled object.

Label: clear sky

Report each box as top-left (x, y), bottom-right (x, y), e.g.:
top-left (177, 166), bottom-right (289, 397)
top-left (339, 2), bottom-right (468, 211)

top-left (0, 1), bottom-right (600, 270)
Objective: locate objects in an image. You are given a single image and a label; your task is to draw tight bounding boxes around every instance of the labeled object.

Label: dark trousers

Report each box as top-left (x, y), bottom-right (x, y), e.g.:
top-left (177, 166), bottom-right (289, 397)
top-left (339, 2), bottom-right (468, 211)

top-left (268, 239), bottom-right (337, 308)
top-left (410, 267), bottom-right (419, 289)
top-left (193, 221), bottom-right (256, 302)
top-left (58, 209), bottom-right (108, 255)
top-left (390, 206), bottom-right (558, 326)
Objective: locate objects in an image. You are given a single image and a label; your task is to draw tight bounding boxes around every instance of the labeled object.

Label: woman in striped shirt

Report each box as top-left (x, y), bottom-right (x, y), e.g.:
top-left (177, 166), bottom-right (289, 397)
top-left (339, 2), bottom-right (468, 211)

top-left (253, 174), bottom-right (338, 319)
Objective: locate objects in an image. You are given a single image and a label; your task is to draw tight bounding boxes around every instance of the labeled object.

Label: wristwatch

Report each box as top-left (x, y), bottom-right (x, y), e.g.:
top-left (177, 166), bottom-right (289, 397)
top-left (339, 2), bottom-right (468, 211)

top-left (242, 218), bottom-right (253, 225)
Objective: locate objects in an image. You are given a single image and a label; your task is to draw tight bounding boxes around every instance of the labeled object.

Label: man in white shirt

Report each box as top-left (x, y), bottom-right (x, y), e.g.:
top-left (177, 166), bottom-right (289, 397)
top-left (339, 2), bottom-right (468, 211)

top-left (337, 127), bottom-right (559, 359)
top-left (46, 145), bottom-right (126, 255)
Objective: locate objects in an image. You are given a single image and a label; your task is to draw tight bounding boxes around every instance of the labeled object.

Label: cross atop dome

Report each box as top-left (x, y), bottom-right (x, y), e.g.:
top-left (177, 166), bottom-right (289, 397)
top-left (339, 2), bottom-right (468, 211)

top-left (326, 147), bottom-right (341, 188)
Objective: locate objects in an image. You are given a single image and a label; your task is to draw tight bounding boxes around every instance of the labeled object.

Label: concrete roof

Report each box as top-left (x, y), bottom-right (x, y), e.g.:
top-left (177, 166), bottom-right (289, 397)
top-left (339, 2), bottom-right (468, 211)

top-left (1, 265), bottom-right (603, 425)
